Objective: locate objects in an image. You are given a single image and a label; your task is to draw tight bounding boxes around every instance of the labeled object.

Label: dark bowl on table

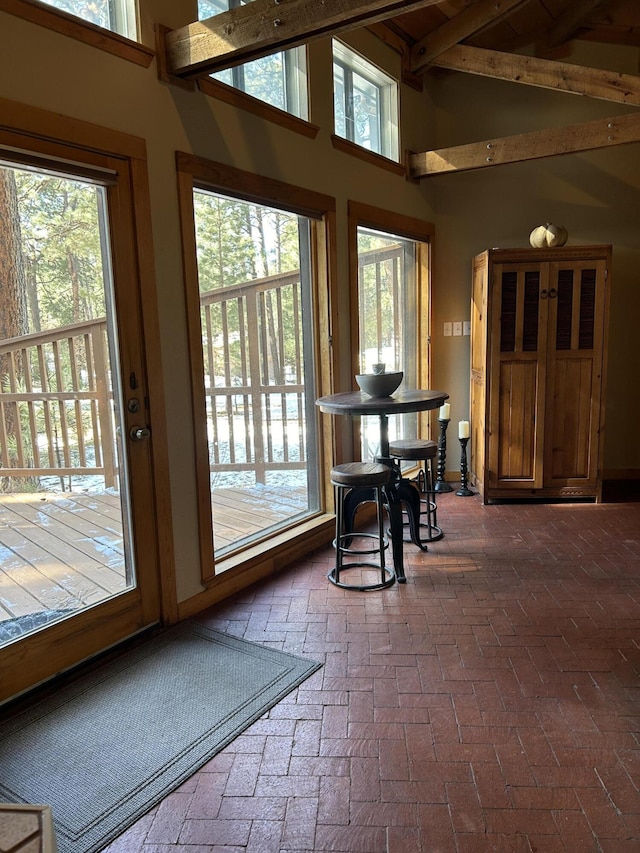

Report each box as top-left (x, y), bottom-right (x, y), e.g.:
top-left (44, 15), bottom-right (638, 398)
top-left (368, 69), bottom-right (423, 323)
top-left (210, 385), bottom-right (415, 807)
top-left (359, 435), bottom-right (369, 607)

top-left (355, 371), bottom-right (403, 398)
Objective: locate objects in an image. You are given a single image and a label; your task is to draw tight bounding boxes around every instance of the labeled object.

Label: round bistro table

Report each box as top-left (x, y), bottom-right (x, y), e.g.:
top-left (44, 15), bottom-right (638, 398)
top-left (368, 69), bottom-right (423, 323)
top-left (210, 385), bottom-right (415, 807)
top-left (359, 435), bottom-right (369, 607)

top-left (316, 389), bottom-right (448, 583)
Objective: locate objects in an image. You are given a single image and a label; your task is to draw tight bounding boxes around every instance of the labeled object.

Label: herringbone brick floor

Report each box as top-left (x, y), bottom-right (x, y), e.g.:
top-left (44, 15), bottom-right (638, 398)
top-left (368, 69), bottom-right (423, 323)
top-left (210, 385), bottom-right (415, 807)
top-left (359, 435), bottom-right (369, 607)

top-left (105, 492), bottom-right (640, 852)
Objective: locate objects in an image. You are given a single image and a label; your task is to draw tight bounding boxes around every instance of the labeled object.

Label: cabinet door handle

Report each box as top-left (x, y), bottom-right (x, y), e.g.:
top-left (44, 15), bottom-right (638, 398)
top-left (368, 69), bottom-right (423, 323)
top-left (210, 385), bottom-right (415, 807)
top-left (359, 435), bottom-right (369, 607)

top-left (549, 288), bottom-right (557, 298)
top-left (540, 289), bottom-right (548, 299)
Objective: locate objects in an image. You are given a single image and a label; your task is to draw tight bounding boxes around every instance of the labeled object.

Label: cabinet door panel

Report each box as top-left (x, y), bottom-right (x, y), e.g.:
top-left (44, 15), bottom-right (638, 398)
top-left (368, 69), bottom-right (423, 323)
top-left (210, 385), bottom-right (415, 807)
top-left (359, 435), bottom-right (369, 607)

top-left (488, 263), bottom-right (547, 490)
top-left (495, 359), bottom-right (539, 484)
top-left (547, 357), bottom-right (594, 480)
top-left (544, 260), bottom-right (607, 489)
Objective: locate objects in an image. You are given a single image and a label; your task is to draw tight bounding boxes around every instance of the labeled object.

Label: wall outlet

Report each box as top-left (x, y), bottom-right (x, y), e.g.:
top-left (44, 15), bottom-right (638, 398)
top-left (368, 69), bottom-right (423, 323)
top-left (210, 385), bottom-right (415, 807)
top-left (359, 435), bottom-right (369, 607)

top-left (443, 322), bottom-right (452, 337)
top-left (453, 321), bottom-right (463, 336)
top-left (463, 321), bottom-right (471, 336)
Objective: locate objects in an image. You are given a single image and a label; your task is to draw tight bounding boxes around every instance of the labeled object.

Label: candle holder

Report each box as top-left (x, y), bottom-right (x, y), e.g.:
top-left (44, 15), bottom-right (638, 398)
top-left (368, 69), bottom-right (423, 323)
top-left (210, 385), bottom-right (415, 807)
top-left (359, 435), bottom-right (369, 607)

top-left (456, 437), bottom-right (474, 496)
top-left (435, 417), bottom-right (453, 492)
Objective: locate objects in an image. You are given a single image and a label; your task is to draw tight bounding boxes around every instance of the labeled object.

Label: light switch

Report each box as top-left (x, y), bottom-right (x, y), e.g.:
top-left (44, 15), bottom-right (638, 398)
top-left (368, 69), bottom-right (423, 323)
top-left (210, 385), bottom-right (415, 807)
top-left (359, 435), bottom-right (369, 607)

top-left (443, 322), bottom-right (452, 337)
top-left (453, 321), bottom-right (463, 336)
top-left (463, 321), bottom-right (471, 336)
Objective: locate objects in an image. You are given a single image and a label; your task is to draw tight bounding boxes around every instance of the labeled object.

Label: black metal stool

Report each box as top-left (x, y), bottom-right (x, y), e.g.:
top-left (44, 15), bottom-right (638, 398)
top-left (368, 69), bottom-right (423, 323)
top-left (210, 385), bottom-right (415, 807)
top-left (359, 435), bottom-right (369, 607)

top-left (389, 438), bottom-right (443, 543)
top-left (329, 462), bottom-right (395, 591)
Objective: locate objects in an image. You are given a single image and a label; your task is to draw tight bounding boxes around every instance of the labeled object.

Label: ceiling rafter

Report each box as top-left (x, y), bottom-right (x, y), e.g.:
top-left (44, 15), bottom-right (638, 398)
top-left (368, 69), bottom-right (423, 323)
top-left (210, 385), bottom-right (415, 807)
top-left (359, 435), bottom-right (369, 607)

top-left (163, 0), bottom-right (446, 79)
top-left (431, 43), bottom-right (640, 106)
top-left (158, 0), bottom-right (640, 175)
top-left (408, 110), bottom-right (640, 177)
top-left (538, 0), bottom-right (611, 51)
top-left (410, 0), bottom-right (529, 73)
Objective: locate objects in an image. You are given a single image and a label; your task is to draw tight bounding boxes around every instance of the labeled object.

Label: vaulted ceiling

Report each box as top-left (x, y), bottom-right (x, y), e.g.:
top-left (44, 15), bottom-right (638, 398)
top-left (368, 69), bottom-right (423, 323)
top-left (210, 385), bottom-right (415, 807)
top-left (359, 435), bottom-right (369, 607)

top-left (160, 0), bottom-right (640, 178)
top-left (389, 0), bottom-right (640, 61)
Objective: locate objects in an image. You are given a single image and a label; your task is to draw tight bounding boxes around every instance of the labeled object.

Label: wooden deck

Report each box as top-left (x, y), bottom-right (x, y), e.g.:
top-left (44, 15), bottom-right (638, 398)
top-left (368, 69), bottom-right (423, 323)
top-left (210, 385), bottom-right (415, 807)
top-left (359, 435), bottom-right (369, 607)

top-left (0, 483), bottom-right (308, 639)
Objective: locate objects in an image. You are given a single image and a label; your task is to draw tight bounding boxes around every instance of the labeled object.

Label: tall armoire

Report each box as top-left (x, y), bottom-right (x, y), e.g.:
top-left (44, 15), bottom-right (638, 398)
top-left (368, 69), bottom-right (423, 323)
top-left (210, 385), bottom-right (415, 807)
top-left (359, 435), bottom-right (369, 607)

top-left (470, 245), bottom-right (611, 503)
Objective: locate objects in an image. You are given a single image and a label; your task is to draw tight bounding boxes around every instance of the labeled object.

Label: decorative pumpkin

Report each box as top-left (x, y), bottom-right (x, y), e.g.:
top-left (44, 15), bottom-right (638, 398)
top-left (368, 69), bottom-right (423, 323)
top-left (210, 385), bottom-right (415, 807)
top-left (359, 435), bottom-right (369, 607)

top-left (529, 223), bottom-right (568, 248)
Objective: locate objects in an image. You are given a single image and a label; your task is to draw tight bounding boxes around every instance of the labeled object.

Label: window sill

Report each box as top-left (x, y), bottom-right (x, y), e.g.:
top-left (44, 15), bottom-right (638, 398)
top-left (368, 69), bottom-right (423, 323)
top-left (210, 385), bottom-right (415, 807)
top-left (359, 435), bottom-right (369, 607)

top-left (176, 514), bottom-right (335, 620)
top-left (198, 77), bottom-right (320, 140)
top-left (0, 0), bottom-right (154, 67)
top-left (331, 134), bottom-right (406, 176)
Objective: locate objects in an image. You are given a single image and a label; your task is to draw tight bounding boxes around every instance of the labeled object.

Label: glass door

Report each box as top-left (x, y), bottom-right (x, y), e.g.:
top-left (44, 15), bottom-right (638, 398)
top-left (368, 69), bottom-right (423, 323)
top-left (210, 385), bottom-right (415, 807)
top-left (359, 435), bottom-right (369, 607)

top-left (0, 154), bottom-right (160, 701)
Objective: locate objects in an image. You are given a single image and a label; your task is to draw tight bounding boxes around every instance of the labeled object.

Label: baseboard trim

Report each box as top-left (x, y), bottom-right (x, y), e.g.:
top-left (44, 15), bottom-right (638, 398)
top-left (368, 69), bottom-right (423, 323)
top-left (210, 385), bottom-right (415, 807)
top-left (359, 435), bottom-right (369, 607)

top-left (603, 468), bottom-right (640, 480)
top-left (177, 515), bottom-right (334, 620)
top-left (601, 477), bottom-right (640, 502)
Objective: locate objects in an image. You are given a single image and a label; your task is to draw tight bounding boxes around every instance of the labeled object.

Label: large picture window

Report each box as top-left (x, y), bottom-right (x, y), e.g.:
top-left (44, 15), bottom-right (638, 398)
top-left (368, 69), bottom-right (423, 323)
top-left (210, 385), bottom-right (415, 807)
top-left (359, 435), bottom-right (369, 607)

top-left (178, 155), bottom-right (334, 573)
top-left (198, 0), bottom-right (308, 120)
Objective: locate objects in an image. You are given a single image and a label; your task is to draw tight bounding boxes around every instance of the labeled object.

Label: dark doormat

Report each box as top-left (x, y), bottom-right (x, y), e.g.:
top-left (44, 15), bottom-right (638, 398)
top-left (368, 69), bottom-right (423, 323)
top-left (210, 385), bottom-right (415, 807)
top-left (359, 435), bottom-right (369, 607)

top-left (0, 620), bottom-right (321, 853)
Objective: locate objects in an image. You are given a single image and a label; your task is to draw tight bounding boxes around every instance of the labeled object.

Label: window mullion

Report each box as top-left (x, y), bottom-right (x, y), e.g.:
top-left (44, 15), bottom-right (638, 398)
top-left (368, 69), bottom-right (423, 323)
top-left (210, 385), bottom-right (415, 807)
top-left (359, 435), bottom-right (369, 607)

top-left (343, 66), bottom-right (355, 144)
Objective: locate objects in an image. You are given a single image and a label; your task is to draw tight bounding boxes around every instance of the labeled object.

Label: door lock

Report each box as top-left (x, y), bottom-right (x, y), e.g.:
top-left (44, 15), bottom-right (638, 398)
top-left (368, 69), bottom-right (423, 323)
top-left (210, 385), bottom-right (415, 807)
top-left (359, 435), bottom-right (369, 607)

top-left (129, 427), bottom-right (151, 441)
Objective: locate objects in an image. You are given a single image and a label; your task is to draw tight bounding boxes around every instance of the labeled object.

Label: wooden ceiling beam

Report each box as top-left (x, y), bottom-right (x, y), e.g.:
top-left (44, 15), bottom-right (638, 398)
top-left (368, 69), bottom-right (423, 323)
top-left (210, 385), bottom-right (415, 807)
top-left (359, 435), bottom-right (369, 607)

top-left (539, 0), bottom-right (610, 51)
top-left (432, 44), bottom-right (640, 106)
top-left (408, 110), bottom-right (640, 177)
top-left (164, 0), bottom-right (446, 79)
top-left (410, 0), bottom-right (529, 74)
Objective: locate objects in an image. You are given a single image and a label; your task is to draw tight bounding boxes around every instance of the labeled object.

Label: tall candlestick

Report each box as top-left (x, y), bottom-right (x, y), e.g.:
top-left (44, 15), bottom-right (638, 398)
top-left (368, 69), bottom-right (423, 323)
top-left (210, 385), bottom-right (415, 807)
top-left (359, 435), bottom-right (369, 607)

top-left (456, 437), bottom-right (473, 497)
top-left (435, 416), bottom-right (453, 492)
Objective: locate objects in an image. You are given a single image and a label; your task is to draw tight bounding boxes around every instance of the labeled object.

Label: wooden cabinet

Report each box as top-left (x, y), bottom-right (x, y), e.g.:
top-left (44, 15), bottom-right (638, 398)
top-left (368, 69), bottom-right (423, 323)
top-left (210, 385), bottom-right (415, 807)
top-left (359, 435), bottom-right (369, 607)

top-left (470, 245), bottom-right (611, 503)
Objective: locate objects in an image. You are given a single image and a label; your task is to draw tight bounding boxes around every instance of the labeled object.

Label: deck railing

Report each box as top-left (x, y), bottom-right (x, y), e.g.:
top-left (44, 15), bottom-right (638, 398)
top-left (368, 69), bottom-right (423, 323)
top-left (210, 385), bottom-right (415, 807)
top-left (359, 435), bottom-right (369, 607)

top-left (0, 245), bottom-right (403, 490)
top-left (0, 319), bottom-right (116, 487)
top-left (200, 269), bottom-right (308, 485)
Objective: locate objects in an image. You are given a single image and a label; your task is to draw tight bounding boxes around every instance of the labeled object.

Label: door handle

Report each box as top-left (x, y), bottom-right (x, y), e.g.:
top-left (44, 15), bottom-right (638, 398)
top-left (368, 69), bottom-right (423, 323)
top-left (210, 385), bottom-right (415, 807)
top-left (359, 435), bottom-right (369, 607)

top-left (129, 426), bottom-right (151, 441)
top-left (549, 288), bottom-right (557, 298)
top-left (540, 289), bottom-right (548, 299)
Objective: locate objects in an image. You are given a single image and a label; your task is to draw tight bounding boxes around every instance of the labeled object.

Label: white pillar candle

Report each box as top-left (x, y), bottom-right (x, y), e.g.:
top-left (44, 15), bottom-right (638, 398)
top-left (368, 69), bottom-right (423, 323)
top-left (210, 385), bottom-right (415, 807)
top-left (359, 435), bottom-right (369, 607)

top-left (439, 402), bottom-right (451, 419)
top-left (458, 420), bottom-right (470, 439)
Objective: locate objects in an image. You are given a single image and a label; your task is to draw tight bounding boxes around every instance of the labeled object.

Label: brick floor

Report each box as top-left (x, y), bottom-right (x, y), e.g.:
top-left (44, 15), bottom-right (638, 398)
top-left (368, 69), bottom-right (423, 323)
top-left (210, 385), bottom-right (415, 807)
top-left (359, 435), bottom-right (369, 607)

top-left (103, 492), bottom-right (640, 852)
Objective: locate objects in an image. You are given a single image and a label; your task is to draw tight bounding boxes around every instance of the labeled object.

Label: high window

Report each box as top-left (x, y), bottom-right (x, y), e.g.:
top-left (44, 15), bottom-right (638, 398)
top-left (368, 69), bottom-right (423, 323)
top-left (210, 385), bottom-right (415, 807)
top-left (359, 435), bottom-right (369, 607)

top-left (333, 41), bottom-right (399, 161)
top-left (198, 0), bottom-right (308, 120)
top-left (37, 0), bottom-right (137, 39)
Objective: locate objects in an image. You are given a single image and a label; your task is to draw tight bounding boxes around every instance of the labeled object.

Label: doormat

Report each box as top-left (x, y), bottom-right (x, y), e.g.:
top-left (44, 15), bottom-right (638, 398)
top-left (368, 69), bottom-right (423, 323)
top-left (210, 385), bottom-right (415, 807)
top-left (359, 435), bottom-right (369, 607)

top-left (0, 620), bottom-right (321, 853)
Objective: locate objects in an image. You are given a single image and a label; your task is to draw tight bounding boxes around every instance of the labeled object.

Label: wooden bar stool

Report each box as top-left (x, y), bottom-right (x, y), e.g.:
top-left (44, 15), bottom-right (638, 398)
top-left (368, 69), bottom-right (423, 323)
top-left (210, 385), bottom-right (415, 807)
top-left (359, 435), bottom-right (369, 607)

top-left (388, 438), bottom-right (443, 543)
top-left (329, 462), bottom-right (395, 591)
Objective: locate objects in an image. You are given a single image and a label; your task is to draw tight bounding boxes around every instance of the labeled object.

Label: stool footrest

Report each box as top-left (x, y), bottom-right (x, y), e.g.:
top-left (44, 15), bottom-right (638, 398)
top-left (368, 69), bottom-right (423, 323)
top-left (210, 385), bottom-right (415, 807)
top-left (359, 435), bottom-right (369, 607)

top-left (334, 531), bottom-right (390, 557)
top-left (328, 564), bottom-right (395, 591)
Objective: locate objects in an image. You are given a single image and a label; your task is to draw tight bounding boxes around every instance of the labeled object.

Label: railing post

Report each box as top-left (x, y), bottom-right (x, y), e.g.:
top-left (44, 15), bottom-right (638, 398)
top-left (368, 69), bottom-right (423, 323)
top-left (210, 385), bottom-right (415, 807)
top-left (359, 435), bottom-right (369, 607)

top-left (246, 293), bottom-right (267, 485)
top-left (92, 322), bottom-right (117, 489)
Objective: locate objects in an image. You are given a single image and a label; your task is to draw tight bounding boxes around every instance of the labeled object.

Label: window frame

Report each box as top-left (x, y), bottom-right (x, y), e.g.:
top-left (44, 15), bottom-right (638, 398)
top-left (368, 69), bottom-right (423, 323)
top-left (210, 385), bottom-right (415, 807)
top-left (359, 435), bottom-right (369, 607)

top-left (0, 0), bottom-right (153, 66)
top-left (198, 0), bottom-right (309, 121)
top-left (176, 153), bottom-right (337, 589)
top-left (348, 200), bottom-right (433, 459)
top-left (332, 39), bottom-right (400, 163)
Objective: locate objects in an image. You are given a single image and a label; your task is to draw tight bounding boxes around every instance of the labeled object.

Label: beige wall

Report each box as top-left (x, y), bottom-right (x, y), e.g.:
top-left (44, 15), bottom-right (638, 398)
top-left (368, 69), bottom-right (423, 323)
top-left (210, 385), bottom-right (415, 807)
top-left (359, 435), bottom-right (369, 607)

top-left (1, 4), bottom-right (638, 606)
top-left (0, 4), bottom-right (436, 603)
top-left (426, 43), bottom-right (640, 474)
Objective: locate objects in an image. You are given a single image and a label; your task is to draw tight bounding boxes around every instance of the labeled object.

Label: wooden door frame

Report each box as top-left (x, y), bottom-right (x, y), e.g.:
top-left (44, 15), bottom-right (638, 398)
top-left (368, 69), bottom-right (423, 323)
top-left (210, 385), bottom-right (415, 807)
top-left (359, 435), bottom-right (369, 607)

top-left (0, 98), bottom-right (175, 702)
